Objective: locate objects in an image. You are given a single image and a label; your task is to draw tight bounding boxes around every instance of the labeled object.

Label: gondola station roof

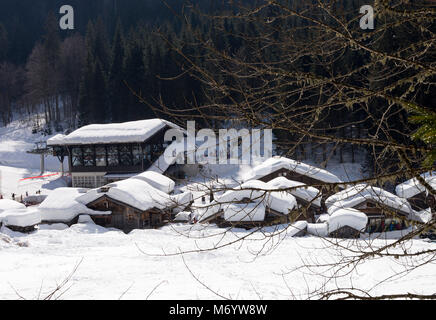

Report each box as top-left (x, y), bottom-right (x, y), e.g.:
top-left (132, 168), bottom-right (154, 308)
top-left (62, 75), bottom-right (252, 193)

top-left (47, 119), bottom-right (184, 146)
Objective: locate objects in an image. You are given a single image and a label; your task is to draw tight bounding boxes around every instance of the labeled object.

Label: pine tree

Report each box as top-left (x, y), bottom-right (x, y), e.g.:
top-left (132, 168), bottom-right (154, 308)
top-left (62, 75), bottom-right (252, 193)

top-left (108, 20), bottom-right (126, 122)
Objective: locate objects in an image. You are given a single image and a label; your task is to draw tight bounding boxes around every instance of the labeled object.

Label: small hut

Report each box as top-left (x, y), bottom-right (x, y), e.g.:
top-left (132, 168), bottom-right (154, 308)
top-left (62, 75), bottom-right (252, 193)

top-left (395, 171), bottom-right (436, 212)
top-left (266, 177), bottom-right (323, 222)
top-left (326, 184), bottom-right (416, 233)
top-left (196, 180), bottom-right (297, 229)
top-left (77, 178), bottom-right (176, 232)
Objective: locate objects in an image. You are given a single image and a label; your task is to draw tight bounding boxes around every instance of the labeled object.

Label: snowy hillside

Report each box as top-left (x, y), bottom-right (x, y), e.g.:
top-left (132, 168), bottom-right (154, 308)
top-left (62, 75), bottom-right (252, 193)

top-left (0, 118), bottom-right (68, 198)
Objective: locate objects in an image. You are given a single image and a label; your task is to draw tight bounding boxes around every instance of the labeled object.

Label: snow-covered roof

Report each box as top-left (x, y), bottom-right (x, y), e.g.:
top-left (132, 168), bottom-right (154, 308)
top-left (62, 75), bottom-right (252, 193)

top-left (328, 208), bottom-right (368, 233)
top-left (47, 119), bottom-right (183, 146)
top-left (410, 208), bottom-right (433, 224)
top-left (0, 207), bottom-right (41, 228)
top-left (287, 221), bottom-right (308, 237)
top-left (265, 191), bottom-right (296, 215)
top-left (326, 184), bottom-right (416, 216)
top-left (131, 171), bottom-right (175, 194)
top-left (39, 188), bottom-right (109, 223)
top-left (307, 208), bottom-right (368, 237)
top-left (223, 202), bottom-right (266, 222)
top-left (266, 177), bottom-right (322, 207)
top-left (307, 223), bottom-right (329, 237)
top-left (174, 211), bottom-right (193, 222)
top-left (0, 199), bottom-right (26, 212)
top-left (395, 171), bottom-right (436, 199)
top-left (244, 156), bottom-right (343, 184)
top-left (77, 179), bottom-right (174, 212)
top-left (170, 191), bottom-right (194, 214)
top-left (197, 180), bottom-right (297, 223)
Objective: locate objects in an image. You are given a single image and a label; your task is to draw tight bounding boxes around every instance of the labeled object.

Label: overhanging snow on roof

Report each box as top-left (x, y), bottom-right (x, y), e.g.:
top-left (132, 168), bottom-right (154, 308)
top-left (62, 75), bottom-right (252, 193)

top-left (326, 184), bottom-right (416, 216)
top-left (244, 156), bottom-right (343, 184)
top-left (47, 119), bottom-right (184, 146)
top-left (395, 171), bottom-right (436, 199)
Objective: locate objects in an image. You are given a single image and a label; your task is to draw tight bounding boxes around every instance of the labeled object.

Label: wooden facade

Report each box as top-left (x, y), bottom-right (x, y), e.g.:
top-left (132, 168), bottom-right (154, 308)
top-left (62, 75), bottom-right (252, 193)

top-left (86, 195), bottom-right (170, 233)
top-left (291, 197), bottom-right (321, 223)
top-left (203, 204), bottom-right (290, 230)
top-left (329, 226), bottom-right (362, 239)
top-left (407, 192), bottom-right (436, 212)
top-left (350, 199), bottom-right (410, 233)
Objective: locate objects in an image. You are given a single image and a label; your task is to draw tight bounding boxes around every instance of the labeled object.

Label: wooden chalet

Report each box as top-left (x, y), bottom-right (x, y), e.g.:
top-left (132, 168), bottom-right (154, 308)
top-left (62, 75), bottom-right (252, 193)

top-left (76, 177), bottom-right (178, 233)
top-left (244, 157), bottom-right (344, 211)
top-left (85, 194), bottom-right (170, 233)
top-left (199, 200), bottom-right (290, 230)
top-left (326, 185), bottom-right (414, 234)
top-left (396, 172), bottom-right (436, 212)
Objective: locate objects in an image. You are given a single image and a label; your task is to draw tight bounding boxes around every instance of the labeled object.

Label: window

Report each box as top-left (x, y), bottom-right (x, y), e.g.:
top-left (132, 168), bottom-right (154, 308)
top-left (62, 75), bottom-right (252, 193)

top-left (143, 145), bottom-right (152, 163)
top-left (96, 147), bottom-right (107, 167)
top-left (73, 176), bottom-right (96, 188)
top-left (119, 145), bottom-right (133, 166)
top-left (72, 148), bottom-right (83, 167)
top-left (107, 146), bottom-right (119, 166)
top-left (127, 213), bottom-right (135, 221)
top-left (132, 145), bottom-right (142, 166)
top-left (83, 147), bottom-right (95, 166)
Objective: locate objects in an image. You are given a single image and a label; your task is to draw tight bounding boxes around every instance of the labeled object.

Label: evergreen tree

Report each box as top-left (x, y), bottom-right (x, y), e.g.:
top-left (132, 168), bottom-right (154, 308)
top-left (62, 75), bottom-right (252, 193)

top-left (108, 20), bottom-right (127, 122)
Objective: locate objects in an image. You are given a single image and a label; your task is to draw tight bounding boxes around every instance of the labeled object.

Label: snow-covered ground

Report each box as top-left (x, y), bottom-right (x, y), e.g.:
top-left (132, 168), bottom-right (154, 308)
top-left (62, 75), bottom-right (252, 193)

top-left (0, 118), bottom-right (67, 199)
top-left (0, 223), bottom-right (435, 300)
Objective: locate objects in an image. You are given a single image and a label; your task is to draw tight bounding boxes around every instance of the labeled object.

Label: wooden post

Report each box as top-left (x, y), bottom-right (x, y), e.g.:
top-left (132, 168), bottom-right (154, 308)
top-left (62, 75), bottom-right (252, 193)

top-left (40, 154), bottom-right (45, 175)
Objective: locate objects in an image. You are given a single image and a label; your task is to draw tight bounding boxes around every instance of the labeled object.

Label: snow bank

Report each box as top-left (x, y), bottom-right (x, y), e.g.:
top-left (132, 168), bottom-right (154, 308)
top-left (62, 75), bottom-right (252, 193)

top-left (328, 208), bottom-right (368, 233)
top-left (244, 156), bottom-right (342, 184)
top-left (0, 199), bottom-right (26, 212)
top-left (0, 207), bottom-right (41, 228)
top-left (78, 215), bottom-right (95, 224)
top-left (266, 177), bottom-right (322, 207)
top-left (47, 119), bottom-right (183, 145)
top-left (39, 188), bottom-right (109, 223)
top-left (395, 171), bottom-right (436, 199)
top-left (131, 171), bottom-right (175, 194)
top-left (326, 184), bottom-right (415, 216)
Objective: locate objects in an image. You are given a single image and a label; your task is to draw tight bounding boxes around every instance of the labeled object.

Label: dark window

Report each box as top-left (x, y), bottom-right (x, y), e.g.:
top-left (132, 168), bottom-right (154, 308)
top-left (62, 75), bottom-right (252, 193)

top-left (72, 147), bottom-right (83, 167)
top-left (107, 146), bottom-right (119, 166)
top-left (96, 147), bottom-right (107, 167)
top-left (83, 147), bottom-right (95, 166)
top-left (132, 145), bottom-right (142, 166)
top-left (120, 145), bottom-right (133, 166)
top-left (144, 144), bottom-right (152, 163)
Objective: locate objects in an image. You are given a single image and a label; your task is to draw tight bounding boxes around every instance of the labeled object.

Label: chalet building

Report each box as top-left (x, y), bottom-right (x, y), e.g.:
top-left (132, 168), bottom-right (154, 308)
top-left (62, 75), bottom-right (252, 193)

top-left (396, 171), bottom-right (436, 212)
top-left (47, 119), bottom-right (185, 189)
top-left (266, 177), bottom-right (323, 223)
top-left (243, 157), bottom-right (344, 210)
top-left (196, 180), bottom-right (297, 229)
top-left (76, 176), bottom-right (192, 233)
top-left (326, 184), bottom-right (417, 233)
